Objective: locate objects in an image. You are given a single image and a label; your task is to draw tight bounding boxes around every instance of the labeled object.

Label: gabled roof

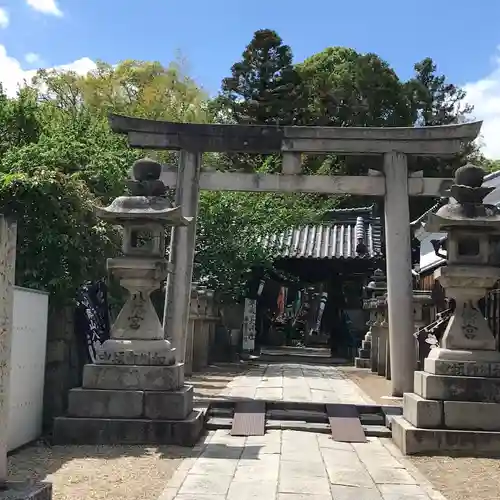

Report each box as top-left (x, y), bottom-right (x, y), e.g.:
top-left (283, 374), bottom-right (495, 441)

top-left (259, 206), bottom-right (383, 261)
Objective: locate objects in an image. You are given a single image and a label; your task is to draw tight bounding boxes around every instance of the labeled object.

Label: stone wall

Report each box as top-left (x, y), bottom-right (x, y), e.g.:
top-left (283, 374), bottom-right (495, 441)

top-left (43, 306), bottom-right (84, 429)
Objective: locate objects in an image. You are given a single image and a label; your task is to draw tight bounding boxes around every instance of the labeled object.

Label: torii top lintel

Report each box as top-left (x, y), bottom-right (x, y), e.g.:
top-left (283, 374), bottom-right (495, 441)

top-left (109, 114), bottom-right (482, 156)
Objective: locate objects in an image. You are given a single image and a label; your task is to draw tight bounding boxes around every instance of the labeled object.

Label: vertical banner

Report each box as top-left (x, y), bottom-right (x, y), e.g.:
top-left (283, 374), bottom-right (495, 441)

top-left (242, 298), bottom-right (257, 351)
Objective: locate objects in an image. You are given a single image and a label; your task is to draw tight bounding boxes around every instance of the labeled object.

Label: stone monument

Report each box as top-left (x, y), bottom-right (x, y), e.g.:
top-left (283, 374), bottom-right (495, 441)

top-left (393, 164), bottom-right (500, 454)
top-left (53, 158), bottom-right (204, 445)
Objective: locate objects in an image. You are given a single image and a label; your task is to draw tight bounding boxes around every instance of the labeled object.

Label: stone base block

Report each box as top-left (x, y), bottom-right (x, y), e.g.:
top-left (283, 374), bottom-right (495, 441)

top-left (67, 386), bottom-right (194, 420)
top-left (68, 388), bottom-right (144, 418)
top-left (358, 348), bottom-right (370, 358)
top-left (392, 415), bottom-right (500, 455)
top-left (414, 370), bottom-right (500, 402)
top-left (444, 401), bottom-right (500, 431)
top-left (96, 339), bottom-right (176, 366)
top-left (403, 393), bottom-right (442, 428)
top-left (53, 410), bottom-right (204, 446)
top-left (424, 357), bottom-right (500, 378)
top-left (0, 482), bottom-right (52, 500)
top-left (361, 340), bottom-right (371, 350)
top-left (354, 358), bottom-right (371, 369)
top-left (144, 386), bottom-right (194, 420)
top-left (83, 363), bottom-right (184, 391)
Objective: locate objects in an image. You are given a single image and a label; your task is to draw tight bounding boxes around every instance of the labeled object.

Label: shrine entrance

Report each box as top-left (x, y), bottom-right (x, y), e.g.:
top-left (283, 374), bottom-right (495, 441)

top-left (109, 113), bottom-right (481, 396)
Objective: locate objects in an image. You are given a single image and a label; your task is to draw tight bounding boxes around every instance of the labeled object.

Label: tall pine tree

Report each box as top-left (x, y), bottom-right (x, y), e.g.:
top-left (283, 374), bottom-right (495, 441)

top-left (220, 29), bottom-right (301, 125)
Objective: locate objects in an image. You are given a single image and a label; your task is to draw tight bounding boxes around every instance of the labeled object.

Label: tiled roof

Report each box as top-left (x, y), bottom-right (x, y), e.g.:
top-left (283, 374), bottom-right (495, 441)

top-left (259, 206), bottom-right (383, 260)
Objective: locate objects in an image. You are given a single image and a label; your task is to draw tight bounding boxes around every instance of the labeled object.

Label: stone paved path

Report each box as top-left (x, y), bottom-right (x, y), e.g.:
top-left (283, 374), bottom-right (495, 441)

top-left (160, 363), bottom-right (447, 500)
top-left (218, 363), bottom-right (375, 404)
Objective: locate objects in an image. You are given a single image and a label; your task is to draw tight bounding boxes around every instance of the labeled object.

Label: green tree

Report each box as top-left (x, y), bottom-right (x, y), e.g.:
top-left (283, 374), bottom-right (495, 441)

top-left (34, 59), bottom-right (212, 123)
top-left (0, 169), bottom-right (119, 304)
top-left (0, 85), bottom-right (41, 157)
top-left (220, 29), bottom-right (301, 126)
top-left (407, 57), bottom-right (472, 126)
top-left (296, 47), bottom-right (414, 127)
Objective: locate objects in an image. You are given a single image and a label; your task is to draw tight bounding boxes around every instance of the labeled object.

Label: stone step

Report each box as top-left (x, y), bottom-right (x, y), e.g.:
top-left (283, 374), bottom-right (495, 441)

top-left (206, 417), bottom-right (391, 437)
top-left (358, 348), bottom-right (370, 358)
top-left (52, 410), bottom-right (205, 446)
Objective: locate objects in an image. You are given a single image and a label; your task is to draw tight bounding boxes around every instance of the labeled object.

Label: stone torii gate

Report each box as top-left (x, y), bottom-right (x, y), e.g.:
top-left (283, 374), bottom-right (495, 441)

top-left (109, 114), bottom-right (481, 397)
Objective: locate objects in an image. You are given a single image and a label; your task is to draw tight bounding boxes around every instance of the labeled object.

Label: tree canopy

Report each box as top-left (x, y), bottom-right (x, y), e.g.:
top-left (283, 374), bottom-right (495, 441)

top-left (0, 31), bottom-right (487, 303)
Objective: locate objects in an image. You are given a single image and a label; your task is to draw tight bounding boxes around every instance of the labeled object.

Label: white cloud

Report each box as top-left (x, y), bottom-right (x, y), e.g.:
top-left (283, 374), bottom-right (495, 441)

top-left (0, 7), bottom-right (9, 28)
top-left (24, 52), bottom-right (41, 65)
top-left (464, 50), bottom-right (500, 159)
top-left (0, 45), bottom-right (96, 97)
top-left (26, 0), bottom-right (63, 17)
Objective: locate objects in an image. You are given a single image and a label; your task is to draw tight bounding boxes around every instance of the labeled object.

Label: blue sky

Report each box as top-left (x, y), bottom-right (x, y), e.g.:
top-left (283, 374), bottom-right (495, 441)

top-left (1, 0), bottom-right (500, 156)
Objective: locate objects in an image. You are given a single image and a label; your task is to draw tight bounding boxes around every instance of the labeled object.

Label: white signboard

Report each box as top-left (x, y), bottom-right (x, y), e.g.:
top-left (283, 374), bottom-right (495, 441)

top-left (242, 298), bottom-right (257, 351)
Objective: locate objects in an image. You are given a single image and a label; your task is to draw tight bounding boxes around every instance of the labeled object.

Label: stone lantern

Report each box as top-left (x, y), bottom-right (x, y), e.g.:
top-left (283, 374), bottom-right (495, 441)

top-left (361, 269), bottom-right (388, 374)
top-left (393, 165), bottom-right (500, 455)
top-left (94, 158), bottom-right (191, 366)
top-left (53, 158), bottom-right (204, 446)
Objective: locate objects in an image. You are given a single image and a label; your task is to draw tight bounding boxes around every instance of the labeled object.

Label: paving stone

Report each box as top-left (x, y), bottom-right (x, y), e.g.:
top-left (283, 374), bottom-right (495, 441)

top-left (188, 457), bottom-right (238, 475)
top-left (378, 484), bottom-right (429, 499)
top-left (233, 460), bottom-right (279, 481)
top-left (200, 443), bottom-right (243, 460)
top-left (353, 442), bottom-right (405, 470)
top-left (317, 434), bottom-right (354, 451)
top-left (281, 441), bottom-right (322, 462)
top-left (280, 459), bottom-right (327, 478)
top-left (321, 448), bottom-right (360, 467)
top-left (175, 495), bottom-right (227, 500)
top-left (177, 474), bottom-right (233, 497)
top-left (278, 473), bottom-right (331, 496)
top-left (330, 485), bottom-right (383, 500)
top-left (227, 479), bottom-right (278, 500)
top-left (277, 494), bottom-right (333, 500)
top-left (368, 467), bottom-right (418, 485)
top-left (255, 387), bottom-right (283, 400)
top-left (326, 466), bottom-right (376, 489)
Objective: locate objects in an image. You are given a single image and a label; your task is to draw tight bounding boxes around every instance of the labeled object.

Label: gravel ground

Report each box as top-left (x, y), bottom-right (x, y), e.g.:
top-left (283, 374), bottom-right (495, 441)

top-left (409, 454), bottom-right (500, 500)
top-left (6, 363), bottom-right (242, 500)
top-left (8, 444), bottom-right (191, 500)
top-left (338, 365), bottom-right (401, 405)
top-left (340, 365), bottom-right (500, 500)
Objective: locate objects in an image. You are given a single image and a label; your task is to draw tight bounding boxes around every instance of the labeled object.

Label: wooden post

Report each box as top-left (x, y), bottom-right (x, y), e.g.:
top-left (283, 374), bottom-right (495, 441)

top-left (0, 216), bottom-right (16, 484)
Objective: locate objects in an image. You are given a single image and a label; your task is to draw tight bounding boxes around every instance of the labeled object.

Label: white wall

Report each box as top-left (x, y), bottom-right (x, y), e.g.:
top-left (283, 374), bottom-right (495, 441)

top-left (7, 287), bottom-right (49, 451)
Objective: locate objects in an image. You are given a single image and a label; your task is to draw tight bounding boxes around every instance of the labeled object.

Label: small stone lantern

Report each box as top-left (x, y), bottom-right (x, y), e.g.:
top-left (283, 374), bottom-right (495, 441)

top-left (94, 158), bottom-right (192, 366)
